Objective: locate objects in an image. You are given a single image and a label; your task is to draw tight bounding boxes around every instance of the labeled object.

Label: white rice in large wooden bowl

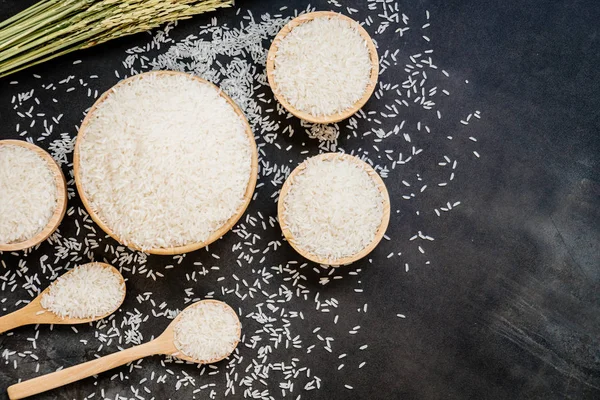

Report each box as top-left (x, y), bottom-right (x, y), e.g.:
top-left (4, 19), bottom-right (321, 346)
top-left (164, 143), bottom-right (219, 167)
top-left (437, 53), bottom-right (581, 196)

top-left (74, 71), bottom-right (258, 255)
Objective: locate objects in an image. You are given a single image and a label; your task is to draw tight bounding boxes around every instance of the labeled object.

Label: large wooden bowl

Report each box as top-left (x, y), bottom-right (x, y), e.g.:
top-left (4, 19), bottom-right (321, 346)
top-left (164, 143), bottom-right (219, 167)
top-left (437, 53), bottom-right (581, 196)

top-left (73, 71), bottom-right (258, 255)
top-left (0, 140), bottom-right (67, 252)
top-left (278, 153), bottom-right (390, 265)
top-left (266, 11), bottom-right (379, 124)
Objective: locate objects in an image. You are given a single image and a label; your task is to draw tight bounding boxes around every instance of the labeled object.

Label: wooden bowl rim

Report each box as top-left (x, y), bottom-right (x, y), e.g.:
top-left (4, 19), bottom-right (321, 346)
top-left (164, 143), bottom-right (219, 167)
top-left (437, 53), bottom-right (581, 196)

top-left (277, 152), bottom-right (391, 266)
top-left (0, 140), bottom-right (67, 252)
top-left (73, 70), bottom-right (258, 255)
top-left (266, 11), bottom-right (379, 124)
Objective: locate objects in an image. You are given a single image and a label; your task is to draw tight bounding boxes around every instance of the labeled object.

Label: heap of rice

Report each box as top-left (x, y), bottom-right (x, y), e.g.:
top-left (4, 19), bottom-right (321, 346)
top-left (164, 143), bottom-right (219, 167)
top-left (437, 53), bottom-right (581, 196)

top-left (272, 15), bottom-right (372, 117)
top-left (174, 301), bottom-right (240, 362)
top-left (41, 263), bottom-right (125, 319)
top-left (77, 73), bottom-right (253, 250)
top-left (281, 155), bottom-right (385, 262)
top-left (0, 144), bottom-right (58, 244)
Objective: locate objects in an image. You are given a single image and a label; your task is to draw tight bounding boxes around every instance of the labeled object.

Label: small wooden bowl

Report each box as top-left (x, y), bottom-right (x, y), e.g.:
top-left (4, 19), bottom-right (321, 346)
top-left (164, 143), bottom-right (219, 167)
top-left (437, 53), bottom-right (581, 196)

top-left (278, 153), bottom-right (390, 265)
top-left (266, 11), bottom-right (379, 124)
top-left (0, 140), bottom-right (67, 252)
top-left (73, 71), bottom-right (258, 255)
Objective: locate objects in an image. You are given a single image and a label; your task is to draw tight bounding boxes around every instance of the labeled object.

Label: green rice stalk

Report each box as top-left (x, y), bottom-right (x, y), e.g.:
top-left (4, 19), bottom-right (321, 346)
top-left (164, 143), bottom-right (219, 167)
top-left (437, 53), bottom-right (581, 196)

top-left (0, 0), bottom-right (233, 78)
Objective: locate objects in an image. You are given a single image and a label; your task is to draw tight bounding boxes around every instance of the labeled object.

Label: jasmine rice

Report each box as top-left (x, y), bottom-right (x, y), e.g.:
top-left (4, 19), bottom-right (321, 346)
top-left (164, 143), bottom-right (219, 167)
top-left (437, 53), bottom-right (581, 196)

top-left (272, 15), bottom-right (372, 117)
top-left (281, 154), bottom-right (386, 262)
top-left (41, 263), bottom-right (125, 319)
top-left (174, 301), bottom-right (240, 362)
top-left (77, 72), bottom-right (253, 250)
top-left (0, 143), bottom-right (58, 245)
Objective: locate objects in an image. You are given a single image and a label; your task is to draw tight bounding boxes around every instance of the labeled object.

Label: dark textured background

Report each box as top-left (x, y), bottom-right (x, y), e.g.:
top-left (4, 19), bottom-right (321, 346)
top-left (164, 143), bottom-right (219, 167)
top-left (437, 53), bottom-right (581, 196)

top-left (0, 0), bottom-right (599, 399)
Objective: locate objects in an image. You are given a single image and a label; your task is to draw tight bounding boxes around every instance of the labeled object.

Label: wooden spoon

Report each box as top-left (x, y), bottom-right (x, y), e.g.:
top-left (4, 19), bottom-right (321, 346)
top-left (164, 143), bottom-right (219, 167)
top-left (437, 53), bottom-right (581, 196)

top-left (7, 299), bottom-right (241, 400)
top-left (0, 262), bottom-right (125, 334)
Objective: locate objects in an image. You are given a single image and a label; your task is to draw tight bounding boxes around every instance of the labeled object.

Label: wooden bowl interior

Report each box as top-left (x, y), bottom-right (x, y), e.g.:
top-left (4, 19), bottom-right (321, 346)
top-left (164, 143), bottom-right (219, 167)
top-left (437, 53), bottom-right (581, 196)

top-left (266, 11), bottom-right (379, 124)
top-left (278, 153), bottom-right (391, 266)
top-left (0, 140), bottom-right (67, 252)
top-left (73, 70), bottom-right (258, 255)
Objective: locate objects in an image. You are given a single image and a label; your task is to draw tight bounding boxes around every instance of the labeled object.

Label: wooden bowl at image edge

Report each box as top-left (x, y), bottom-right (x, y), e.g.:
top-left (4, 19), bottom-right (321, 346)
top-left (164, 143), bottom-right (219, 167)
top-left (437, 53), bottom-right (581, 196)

top-left (0, 140), bottom-right (67, 252)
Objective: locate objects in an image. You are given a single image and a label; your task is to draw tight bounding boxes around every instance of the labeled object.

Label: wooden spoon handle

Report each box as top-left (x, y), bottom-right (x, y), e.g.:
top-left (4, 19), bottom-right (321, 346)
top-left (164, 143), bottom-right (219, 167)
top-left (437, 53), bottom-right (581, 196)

top-left (0, 308), bottom-right (30, 334)
top-left (7, 339), bottom-right (164, 399)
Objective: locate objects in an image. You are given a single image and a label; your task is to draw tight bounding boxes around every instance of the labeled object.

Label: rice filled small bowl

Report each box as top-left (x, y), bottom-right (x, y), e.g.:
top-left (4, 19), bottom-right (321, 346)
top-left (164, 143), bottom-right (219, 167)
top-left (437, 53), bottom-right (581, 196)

top-left (0, 140), bottom-right (67, 251)
top-left (267, 11), bottom-right (379, 124)
top-left (74, 71), bottom-right (258, 255)
top-left (278, 153), bottom-right (390, 265)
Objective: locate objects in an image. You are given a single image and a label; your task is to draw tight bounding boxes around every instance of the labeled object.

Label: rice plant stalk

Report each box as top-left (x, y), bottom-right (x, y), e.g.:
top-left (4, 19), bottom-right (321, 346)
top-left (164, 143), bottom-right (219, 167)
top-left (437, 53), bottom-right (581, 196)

top-left (0, 0), bottom-right (233, 78)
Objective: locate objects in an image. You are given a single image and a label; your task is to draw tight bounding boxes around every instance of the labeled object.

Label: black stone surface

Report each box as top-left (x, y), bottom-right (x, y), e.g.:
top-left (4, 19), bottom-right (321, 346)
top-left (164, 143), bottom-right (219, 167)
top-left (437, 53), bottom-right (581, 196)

top-left (0, 0), bottom-right (599, 399)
